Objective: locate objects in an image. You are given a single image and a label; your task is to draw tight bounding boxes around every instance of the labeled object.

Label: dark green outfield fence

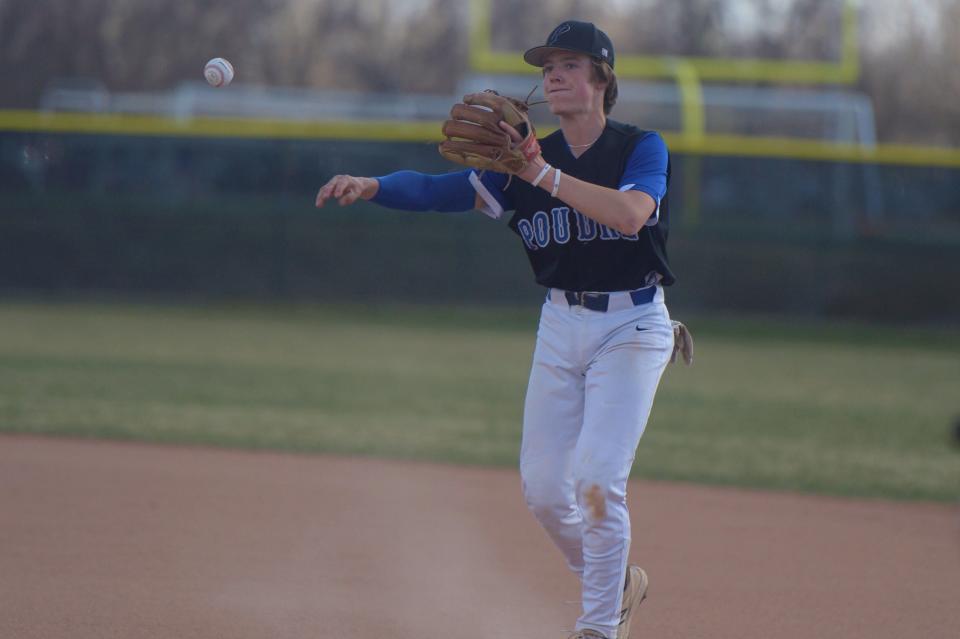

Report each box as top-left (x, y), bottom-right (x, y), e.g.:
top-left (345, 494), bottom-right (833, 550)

top-left (2, 130), bottom-right (959, 323)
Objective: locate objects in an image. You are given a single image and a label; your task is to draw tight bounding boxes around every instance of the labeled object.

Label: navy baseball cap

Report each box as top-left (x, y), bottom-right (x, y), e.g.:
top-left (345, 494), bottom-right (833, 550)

top-left (524, 20), bottom-right (615, 69)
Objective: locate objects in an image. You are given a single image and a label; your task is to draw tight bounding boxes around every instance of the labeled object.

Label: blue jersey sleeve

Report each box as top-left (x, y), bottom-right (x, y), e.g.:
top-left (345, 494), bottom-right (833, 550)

top-left (372, 169), bottom-right (477, 212)
top-left (371, 168), bottom-right (516, 218)
top-left (619, 132), bottom-right (669, 225)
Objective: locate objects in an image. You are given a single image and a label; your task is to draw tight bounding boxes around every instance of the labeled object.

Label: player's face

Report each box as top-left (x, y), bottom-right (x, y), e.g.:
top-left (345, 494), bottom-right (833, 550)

top-left (541, 52), bottom-right (605, 116)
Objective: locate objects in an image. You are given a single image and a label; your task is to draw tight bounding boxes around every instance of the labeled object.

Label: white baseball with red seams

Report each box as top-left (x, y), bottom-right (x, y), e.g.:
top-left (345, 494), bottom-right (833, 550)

top-left (204, 58), bottom-right (234, 87)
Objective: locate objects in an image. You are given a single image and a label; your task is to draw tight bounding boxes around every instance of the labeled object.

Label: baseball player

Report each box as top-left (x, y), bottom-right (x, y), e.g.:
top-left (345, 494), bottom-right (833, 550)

top-left (316, 20), bottom-right (684, 639)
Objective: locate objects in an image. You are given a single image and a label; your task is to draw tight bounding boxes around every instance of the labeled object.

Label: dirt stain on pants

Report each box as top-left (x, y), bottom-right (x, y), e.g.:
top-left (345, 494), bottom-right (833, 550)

top-left (584, 484), bottom-right (607, 520)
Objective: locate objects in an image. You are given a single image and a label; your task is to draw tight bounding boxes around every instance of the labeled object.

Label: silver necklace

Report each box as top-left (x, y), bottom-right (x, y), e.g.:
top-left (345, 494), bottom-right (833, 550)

top-left (567, 134), bottom-right (602, 148)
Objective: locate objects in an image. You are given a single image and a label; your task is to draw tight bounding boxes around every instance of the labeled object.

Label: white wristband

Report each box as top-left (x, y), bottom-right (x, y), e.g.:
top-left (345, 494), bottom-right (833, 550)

top-left (551, 167), bottom-right (562, 197)
top-left (531, 163), bottom-right (552, 188)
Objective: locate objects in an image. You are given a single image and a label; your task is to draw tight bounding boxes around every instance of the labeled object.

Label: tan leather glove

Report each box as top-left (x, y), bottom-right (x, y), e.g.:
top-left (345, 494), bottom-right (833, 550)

top-left (671, 320), bottom-right (694, 365)
top-left (438, 90), bottom-right (540, 174)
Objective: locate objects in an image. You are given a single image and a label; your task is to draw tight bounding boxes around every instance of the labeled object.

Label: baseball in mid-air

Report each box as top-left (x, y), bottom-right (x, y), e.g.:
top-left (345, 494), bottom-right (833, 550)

top-left (204, 57), bottom-right (234, 87)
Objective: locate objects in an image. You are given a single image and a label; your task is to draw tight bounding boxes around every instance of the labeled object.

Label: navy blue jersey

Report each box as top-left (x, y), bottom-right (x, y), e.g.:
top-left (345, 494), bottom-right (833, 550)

top-left (501, 121), bottom-right (674, 292)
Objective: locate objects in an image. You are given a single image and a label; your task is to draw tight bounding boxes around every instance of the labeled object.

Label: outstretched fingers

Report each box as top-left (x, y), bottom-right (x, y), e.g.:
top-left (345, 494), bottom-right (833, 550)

top-left (316, 175), bottom-right (359, 208)
top-left (315, 176), bottom-right (339, 207)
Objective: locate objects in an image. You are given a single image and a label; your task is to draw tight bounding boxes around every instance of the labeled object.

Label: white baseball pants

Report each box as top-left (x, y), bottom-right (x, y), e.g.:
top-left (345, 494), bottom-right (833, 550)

top-left (520, 287), bottom-right (673, 639)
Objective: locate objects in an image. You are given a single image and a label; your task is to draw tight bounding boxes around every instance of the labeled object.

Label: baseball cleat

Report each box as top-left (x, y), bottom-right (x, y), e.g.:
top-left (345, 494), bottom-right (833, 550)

top-left (618, 565), bottom-right (649, 639)
top-left (568, 630), bottom-right (608, 639)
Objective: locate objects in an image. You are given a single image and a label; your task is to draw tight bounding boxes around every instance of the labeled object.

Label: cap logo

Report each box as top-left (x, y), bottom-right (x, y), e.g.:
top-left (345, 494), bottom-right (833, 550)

top-left (547, 23), bottom-right (572, 45)
top-left (601, 48), bottom-right (608, 58)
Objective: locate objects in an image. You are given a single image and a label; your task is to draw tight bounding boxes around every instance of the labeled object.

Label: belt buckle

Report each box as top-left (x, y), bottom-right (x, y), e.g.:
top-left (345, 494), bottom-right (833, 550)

top-left (580, 291), bottom-right (610, 312)
top-left (563, 290), bottom-right (585, 307)
top-left (564, 290), bottom-right (606, 310)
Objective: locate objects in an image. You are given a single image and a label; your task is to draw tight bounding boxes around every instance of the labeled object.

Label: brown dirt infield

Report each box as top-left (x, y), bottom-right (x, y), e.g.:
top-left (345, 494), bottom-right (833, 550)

top-left (1, 435), bottom-right (958, 639)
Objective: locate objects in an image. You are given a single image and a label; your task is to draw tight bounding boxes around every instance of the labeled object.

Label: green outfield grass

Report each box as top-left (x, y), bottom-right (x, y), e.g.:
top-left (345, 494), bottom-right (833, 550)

top-left (1, 301), bottom-right (958, 501)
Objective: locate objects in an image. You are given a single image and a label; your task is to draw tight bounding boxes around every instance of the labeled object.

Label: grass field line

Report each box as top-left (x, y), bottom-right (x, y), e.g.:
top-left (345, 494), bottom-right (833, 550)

top-left (1, 301), bottom-right (958, 501)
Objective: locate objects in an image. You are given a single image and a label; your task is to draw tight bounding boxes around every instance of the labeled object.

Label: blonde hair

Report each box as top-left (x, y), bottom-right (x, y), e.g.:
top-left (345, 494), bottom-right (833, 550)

top-left (590, 59), bottom-right (618, 115)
